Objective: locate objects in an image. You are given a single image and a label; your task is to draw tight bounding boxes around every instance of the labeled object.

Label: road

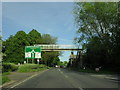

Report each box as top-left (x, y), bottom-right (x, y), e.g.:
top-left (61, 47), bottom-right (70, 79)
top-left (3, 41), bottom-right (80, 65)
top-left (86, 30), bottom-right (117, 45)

top-left (12, 68), bottom-right (119, 90)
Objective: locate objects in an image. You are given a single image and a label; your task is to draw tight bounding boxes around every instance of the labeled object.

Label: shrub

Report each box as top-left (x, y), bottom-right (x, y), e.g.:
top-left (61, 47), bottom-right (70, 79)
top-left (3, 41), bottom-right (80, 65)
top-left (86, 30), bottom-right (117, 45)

top-left (2, 63), bottom-right (18, 73)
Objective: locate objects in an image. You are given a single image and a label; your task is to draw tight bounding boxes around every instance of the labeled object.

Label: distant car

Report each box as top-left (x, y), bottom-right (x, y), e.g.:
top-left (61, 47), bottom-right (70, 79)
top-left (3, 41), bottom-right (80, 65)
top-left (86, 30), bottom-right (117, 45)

top-left (60, 65), bottom-right (64, 68)
top-left (55, 65), bottom-right (59, 68)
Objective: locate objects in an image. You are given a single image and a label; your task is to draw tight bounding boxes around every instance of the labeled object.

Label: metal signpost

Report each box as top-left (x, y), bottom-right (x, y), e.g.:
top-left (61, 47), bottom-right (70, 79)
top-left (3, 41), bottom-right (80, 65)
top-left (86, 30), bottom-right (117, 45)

top-left (25, 46), bottom-right (41, 63)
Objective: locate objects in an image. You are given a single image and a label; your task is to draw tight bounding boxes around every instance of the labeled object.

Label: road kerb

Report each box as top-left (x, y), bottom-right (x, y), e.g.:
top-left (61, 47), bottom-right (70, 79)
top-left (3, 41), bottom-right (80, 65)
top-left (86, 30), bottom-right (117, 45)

top-left (0, 81), bottom-right (15, 88)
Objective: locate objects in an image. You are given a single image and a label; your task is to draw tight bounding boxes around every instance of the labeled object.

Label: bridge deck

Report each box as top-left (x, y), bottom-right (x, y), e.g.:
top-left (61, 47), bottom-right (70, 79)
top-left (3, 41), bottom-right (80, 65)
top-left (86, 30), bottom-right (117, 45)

top-left (41, 48), bottom-right (82, 51)
top-left (34, 44), bottom-right (83, 51)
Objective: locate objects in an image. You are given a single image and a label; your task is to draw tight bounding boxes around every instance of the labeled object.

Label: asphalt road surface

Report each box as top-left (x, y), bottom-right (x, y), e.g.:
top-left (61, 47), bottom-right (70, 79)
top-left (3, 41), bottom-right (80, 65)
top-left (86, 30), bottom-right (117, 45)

top-left (12, 68), bottom-right (119, 90)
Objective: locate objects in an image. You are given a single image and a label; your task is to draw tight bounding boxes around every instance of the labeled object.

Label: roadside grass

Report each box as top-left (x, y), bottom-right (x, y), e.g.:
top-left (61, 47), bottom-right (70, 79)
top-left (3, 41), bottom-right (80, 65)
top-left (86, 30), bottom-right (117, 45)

top-left (2, 72), bottom-right (11, 75)
top-left (0, 72), bottom-right (11, 85)
top-left (71, 68), bottom-right (119, 75)
top-left (17, 64), bottom-right (49, 72)
top-left (0, 75), bottom-right (11, 85)
top-left (0, 64), bottom-right (49, 85)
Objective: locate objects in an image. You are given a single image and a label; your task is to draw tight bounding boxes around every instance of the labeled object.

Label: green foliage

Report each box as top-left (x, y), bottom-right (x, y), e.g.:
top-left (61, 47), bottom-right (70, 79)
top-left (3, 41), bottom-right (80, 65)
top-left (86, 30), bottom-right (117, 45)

top-left (52, 57), bottom-right (60, 65)
top-left (0, 76), bottom-right (11, 85)
top-left (27, 29), bottom-right (41, 45)
top-left (41, 34), bottom-right (57, 44)
top-left (63, 61), bottom-right (68, 66)
top-left (57, 61), bottom-right (68, 66)
top-left (73, 2), bottom-right (119, 70)
top-left (3, 29), bottom-right (60, 66)
top-left (2, 63), bottom-right (18, 72)
top-left (17, 64), bottom-right (48, 72)
top-left (2, 72), bottom-right (11, 75)
top-left (42, 51), bottom-right (60, 66)
top-left (3, 31), bottom-right (30, 63)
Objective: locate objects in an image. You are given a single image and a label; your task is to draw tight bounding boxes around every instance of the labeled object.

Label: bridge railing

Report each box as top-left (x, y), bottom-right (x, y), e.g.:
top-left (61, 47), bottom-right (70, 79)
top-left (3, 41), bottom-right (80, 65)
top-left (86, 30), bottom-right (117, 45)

top-left (34, 44), bottom-right (78, 50)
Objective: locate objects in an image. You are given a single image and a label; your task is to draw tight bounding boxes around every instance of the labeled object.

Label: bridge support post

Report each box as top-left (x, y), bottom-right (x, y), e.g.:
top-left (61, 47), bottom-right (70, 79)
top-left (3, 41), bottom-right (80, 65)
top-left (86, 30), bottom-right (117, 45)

top-left (80, 51), bottom-right (83, 69)
top-left (77, 51), bottom-right (83, 69)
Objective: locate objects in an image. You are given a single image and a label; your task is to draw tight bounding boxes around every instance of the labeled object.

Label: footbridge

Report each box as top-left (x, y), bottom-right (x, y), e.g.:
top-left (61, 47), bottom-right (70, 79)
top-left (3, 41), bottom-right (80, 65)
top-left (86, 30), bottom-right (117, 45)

top-left (34, 44), bottom-right (82, 51)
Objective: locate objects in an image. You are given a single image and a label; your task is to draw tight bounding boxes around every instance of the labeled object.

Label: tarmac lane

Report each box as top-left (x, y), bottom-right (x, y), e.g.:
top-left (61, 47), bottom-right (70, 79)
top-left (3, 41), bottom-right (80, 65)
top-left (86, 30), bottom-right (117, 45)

top-left (6, 68), bottom-right (119, 90)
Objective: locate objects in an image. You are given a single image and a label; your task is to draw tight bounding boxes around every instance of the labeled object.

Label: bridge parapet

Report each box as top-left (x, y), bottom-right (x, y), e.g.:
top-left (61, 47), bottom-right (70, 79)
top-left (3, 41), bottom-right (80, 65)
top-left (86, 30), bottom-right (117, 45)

top-left (34, 44), bottom-right (82, 51)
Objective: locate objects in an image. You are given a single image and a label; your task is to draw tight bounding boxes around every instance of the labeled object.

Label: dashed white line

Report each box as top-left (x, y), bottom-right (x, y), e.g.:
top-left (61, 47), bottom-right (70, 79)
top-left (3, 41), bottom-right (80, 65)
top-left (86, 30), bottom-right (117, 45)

top-left (58, 69), bottom-right (83, 90)
top-left (58, 69), bottom-right (68, 78)
top-left (78, 87), bottom-right (84, 90)
top-left (64, 75), bottom-right (68, 78)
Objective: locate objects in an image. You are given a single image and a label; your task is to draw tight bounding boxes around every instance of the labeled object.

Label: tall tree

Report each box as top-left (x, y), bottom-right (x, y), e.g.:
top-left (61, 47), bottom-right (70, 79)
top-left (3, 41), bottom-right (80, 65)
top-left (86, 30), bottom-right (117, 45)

top-left (73, 2), bottom-right (119, 70)
top-left (41, 34), bottom-right (57, 44)
top-left (3, 31), bottom-right (29, 63)
top-left (27, 29), bottom-right (42, 45)
top-left (3, 29), bottom-right (61, 66)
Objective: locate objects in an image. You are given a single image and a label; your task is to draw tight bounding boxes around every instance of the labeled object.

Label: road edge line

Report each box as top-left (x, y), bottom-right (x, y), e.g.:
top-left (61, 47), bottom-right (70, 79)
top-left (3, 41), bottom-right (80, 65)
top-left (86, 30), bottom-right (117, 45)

top-left (7, 69), bottom-right (49, 89)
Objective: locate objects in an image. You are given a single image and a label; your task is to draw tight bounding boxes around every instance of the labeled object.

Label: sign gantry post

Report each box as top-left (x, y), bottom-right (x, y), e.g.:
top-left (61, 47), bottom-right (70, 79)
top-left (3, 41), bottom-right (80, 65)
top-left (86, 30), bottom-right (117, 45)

top-left (25, 46), bottom-right (41, 64)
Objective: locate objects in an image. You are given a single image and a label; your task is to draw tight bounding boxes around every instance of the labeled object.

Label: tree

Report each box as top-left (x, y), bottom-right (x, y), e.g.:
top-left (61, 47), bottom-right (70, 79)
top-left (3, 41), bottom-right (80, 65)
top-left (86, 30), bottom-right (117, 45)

top-left (73, 2), bottom-right (119, 70)
top-left (27, 29), bottom-right (42, 45)
top-left (3, 29), bottom-right (61, 66)
top-left (41, 34), bottom-right (57, 44)
top-left (3, 31), bottom-right (29, 64)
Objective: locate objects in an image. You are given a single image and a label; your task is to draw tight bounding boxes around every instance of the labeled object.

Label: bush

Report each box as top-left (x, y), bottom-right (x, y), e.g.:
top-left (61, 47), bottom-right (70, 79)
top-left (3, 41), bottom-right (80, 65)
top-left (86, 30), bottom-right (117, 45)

top-left (2, 63), bottom-right (18, 73)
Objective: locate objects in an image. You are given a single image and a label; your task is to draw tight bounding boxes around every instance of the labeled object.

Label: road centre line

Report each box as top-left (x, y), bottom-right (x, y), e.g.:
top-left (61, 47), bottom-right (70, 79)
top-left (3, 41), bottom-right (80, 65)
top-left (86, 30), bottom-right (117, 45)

top-left (58, 69), bottom-right (83, 90)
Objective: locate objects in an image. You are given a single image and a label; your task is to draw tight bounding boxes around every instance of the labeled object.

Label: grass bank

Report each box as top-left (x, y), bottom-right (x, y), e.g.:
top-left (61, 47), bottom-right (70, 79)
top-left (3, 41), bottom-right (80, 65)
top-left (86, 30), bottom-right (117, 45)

top-left (17, 64), bottom-right (49, 72)
top-left (1, 63), bottom-right (49, 85)
top-left (0, 72), bottom-right (11, 85)
top-left (0, 75), bottom-right (11, 85)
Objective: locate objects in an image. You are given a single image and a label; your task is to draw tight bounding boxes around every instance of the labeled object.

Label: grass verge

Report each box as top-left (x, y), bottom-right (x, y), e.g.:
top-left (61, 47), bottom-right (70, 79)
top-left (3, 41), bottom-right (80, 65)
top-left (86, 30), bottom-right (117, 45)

top-left (71, 68), bottom-right (119, 75)
top-left (17, 64), bottom-right (49, 72)
top-left (0, 75), bottom-right (11, 85)
top-left (2, 72), bottom-right (11, 75)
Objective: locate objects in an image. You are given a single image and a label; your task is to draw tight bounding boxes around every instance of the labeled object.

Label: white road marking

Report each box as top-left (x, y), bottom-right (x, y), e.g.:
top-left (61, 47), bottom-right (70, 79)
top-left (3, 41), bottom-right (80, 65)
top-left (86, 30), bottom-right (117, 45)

top-left (61, 71), bottom-right (63, 74)
top-left (58, 69), bottom-right (83, 90)
top-left (78, 87), bottom-right (84, 90)
top-left (64, 75), bottom-right (68, 78)
top-left (58, 69), bottom-right (63, 74)
top-left (58, 69), bottom-right (68, 78)
top-left (8, 69), bottom-right (48, 90)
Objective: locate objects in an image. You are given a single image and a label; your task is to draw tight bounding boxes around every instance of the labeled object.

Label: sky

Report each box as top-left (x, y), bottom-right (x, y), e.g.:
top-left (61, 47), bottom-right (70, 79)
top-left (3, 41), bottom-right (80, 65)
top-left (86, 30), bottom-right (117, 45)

top-left (2, 2), bottom-right (78, 61)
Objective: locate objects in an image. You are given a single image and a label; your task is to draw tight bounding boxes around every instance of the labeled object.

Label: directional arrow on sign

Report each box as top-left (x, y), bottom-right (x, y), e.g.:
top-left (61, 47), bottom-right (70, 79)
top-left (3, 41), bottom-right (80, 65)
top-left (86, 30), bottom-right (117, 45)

top-left (31, 50), bottom-right (35, 53)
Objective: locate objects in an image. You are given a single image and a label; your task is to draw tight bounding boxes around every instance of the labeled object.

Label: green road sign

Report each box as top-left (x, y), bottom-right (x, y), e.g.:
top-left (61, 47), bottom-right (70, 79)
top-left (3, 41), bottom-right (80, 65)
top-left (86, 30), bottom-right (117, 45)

top-left (25, 46), bottom-right (41, 59)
